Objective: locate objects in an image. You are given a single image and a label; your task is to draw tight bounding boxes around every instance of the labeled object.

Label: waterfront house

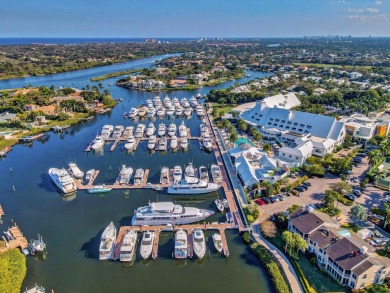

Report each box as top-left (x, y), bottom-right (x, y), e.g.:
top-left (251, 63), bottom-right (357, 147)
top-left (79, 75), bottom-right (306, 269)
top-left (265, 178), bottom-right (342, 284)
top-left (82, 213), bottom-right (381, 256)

top-left (23, 104), bottom-right (39, 111)
top-left (288, 208), bottom-right (390, 289)
top-left (0, 112), bottom-right (18, 123)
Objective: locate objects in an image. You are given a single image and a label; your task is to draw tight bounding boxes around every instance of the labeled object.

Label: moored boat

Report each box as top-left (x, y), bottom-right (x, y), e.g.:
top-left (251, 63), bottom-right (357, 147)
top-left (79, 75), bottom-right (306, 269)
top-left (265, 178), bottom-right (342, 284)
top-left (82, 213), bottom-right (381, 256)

top-left (193, 229), bottom-right (206, 259)
top-left (124, 136), bottom-right (136, 150)
top-left (147, 135), bottom-right (157, 150)
top-left (174, 229), bottom-right (188, 259)
top-left (119, 230), bottom-right (137, 262)
top-left (160, 166), bottom-right (170, 184)
top-left (215, 199), bottom-right (224, 212)
top-left (146, 123), bottom-right (156, 137)
top-left (157, 123), bottom-right (166, 137)
top-left (134, 168), bottom-right (145, 185)
top-left (112, 125), bottom-right (124, 139)
top-left (99, 222), bottom-right (117, 260)
top-left (173, 165), bottom-right (182, 182)
top-left (211, 164), bottom-right (223, 183)
top-left (68, 162), bottom-right (84, 179)
top-left (170, 136), bottom-right (178, 150)
top-left (212, 233), bottom-right (223, 253)
top-left (117, 165), bottom-right (133, 185)
top-left (88, 185), bottom-right (112, 194)
top-left (91, 135), bottom-right (104, 150)
top-left (167, 179), bottom-right (220, 195)
top-left (49, 168), bottom-right (77, 194)
top-left (140, 231), bottom-right (155, 259)
top-left (199, 165), bottom-right (209, 182)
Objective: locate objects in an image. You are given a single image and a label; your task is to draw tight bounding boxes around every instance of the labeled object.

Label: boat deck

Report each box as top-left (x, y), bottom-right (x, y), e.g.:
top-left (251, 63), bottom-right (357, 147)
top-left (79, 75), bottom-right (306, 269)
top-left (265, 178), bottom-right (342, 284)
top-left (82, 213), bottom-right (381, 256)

top-left (0, 224), bottom-right (28, 255)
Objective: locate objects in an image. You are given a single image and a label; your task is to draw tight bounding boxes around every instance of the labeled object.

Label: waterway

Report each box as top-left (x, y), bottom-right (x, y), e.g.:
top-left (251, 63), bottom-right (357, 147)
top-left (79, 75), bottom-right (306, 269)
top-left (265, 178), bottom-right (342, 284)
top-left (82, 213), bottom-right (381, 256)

top-left (0, 55), bottom-right (273, 293)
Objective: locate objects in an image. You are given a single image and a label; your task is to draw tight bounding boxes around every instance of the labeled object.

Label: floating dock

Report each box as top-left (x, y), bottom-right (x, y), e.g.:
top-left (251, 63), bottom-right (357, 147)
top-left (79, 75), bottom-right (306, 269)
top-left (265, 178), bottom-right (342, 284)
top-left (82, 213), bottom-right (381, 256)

top-left (0, 224), bottom-right (28, 255)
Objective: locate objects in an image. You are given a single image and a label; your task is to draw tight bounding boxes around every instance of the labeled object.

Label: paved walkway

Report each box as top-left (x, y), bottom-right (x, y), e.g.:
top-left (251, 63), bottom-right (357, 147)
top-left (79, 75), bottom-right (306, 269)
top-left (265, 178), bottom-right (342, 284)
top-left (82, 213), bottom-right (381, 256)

top-left (252, 224), bottom-right (304, 293)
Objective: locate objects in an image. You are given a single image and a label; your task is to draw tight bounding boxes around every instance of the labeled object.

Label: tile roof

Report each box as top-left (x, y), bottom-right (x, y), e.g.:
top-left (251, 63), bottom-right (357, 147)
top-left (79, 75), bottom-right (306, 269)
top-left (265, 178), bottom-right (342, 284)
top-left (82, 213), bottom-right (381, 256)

top-left (326, 238), bottom-right (369, 270)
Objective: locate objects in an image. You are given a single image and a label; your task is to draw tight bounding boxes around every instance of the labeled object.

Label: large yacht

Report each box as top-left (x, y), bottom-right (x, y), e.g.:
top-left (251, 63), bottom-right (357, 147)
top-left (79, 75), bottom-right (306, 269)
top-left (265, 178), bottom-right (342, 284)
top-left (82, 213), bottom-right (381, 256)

top-left (147, 135), bottom-right (157, 150)
top-left (175, 106), bottom-right (183, 116)
top-left (123, 126), bottom-right (134, 139)
top-left (140, 231), bottom-right (155, 259)
top-left (189, 96), bottom-right (198, 108)
top-left (181, 98), bottom-right (190, 108)
top-left (147, 107), bottom-right (156, 118)
top-left (173, 165), bottom-right (182, 182)
top-left (48, 168), bottom-right (77, 194)
top-left (158, 123), bottom-right (166, 136)
top-left (170, 136), bottom-right (178, 150)
top-left (196, 105), bottom-right (204, 116)
top-left (146, 99), bottom-right (154, 108)
top-left (146, 123), bottom-right (156, 137)
top-left (168, 123), bottom-right (177, 137)
top-left (135, 124), bottom-right (146, 138)
top-left (99, 222), bottom-right (117, 260)
top-left (119, 230), bottom-right (137, 262)
top-left (91, 135), bottom-right (104, 150)
top-left (138, 106), bottom-right (148, 118)
top-left (156, 107), bottom-right (166, 117)
top-left (128, 107), bottom-right (139, 119)
top-left (211, 164), bottom-right (223, 183)
top-left (68, 162), bottom-right (84, 179)
top-left (158, 136), bottom-right (167, 151)
top-left (112, 125), bottom-right (124, 139)
top-left (101, 125), bottom-right (114, 140)
top-left (131, 202), bottom-right (214, 226)
top-left (124, 136), bottom-right (136, 151)
top-left (174, 229), bottom-right (188, 259)
top-left (117, 165), bottom-right (133, 185)
top-left (179, 121), bottom-right (187, 137)
top-left (134, 168), bottom-right (145, 185)
top-left (160, 166), bottom-right (170, 184)
top-left (163, 95), bottom-right (172, 108)
top-left (193, 229), bottom-right (206, 259)
top-left (167, 179), bottom-right (220, 194)
top-left (166, 106), bottom-right (175, 116)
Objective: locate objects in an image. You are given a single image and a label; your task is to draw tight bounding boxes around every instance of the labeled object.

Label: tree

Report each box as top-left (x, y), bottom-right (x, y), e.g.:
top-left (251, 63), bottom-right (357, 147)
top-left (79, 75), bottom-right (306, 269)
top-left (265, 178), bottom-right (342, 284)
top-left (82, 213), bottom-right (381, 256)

top-left (384, 240), bottom-right (390, 253)
top-left (369, 149), bottom-right (383, 166)
top-left (287, 204), bottom-right (300, 214)
top-left (261, 220), bottom-right (277, 238)
top-left (367, 284), bottom-right (390, 293)
top-left (229, 133), bottom-right (238, 143)
top-left (282, 231), bottom-right (295, 256)
top-left (323, 190), bottom-right (339, 207)
top-left (293, 233), bottom-right (308, 255)
top-left (253, 131), bottom-right (262, 142)
top-left (263, 143), bottom-right (272, 153)
top-left (329, 182), bottom-right (352, 195)
top-left (349, 205), bottom-right (367, 224)
top-left (383, 202), bottom-right (390, 228)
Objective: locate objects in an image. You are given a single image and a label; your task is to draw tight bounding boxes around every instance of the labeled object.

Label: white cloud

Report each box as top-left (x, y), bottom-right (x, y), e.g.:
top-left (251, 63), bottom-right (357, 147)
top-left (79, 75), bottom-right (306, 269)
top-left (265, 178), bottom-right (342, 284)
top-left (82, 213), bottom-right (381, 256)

top-left (348, 7), bottom-right (379, 13)
top-left (376, 1), bottom-right (383, 5)
top-left (346, 13), bottom-right (389, 22)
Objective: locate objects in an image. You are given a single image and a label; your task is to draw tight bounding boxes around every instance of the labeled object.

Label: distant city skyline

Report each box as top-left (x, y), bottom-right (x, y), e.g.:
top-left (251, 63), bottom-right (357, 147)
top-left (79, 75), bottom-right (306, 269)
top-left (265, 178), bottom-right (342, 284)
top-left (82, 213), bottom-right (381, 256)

top-left (1, 0), bottom-right (390, 38)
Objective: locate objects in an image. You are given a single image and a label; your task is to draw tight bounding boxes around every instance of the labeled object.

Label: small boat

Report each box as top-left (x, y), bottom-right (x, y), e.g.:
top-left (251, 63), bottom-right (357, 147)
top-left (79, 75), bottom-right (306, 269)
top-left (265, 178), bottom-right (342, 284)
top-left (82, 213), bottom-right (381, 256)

top-left (160, 166), bottom-right (170, 184)
top-left (30, 234), bottom-right (46, 252)
top-left (168, 123), bottom-right (177, 137)
top-left (223, 199), bottom-right (229, 209)
top-left (193, 229), bottom-right (206, 259)
top-left (196, 93), bottom-right (202, 99)
top-left (140, 231), bottom-right (155, 259)
top-left (135, 124), bottom-right (146, 138)
top-left (215, 199), bottom-right (224, 212)
top-left (118, 165), bottom-right (133, 185)
top-left (147, 135), bottom-right (157, 150)
top-left (211, 164), bottom-right (222, 183)
top-left (128, 107), bottom-right (139, 119)
top-left (167, 179), bottom-right (220, 194)
top-left (173, 165), bottom-right (182, 182)
top-left (112, 125), bottom-right (124, 139)
top-left (170, 136), bottom-right (178, 150)
top-left (184, 108), bottom-right (192, 117)
top-left (87, 185), bottom-right (112, 194)
top-left (212, 233), bottom-right (223, 253)
top-left (179, 121), bottom-right (187, 137)
top-left (199, 166), bottom-right (209, 182)
top-left (24, 285), bottom-right (45, 293)
top-left (85, 169), bottom-right (96, 181)
top-left (134, 168), bottom-right (145, 185)
top-left (138, 106), bottom-right (148, 118)
top-left (158, 123), bottom-right (166, 136)
top-left (202, 137), bottom-right (213, 151)
top-left (124, 136), bottom-right (136, 150)
top-left (68, 162), bottom-right (84, 179)
top-left (91, 135), bottom-right (104, 150)
top-left (158, 137), bottom-right (167, 151)
top-left (120, 230), bottom-right (137, 262)
top-left (146, 123), bottom-right (156, 137)
top-left (174, 229), bottom-right (188, 259)
top-left (180, 137), bottom-right (188, 150)
top-left (99, 222), bottom-right (117, 260)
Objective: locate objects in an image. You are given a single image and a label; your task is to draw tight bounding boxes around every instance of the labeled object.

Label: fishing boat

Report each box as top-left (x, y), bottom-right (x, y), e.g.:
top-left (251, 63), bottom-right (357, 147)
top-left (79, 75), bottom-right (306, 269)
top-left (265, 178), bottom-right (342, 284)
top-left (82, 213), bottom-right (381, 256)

top-left (168, 123), bottom-right (177, 137)
top-left (173, 165), bottom-right (182, 182)
top-left (135, 124), bottom-right (146, 138)
top-left (170, 136), bottom-right (178, 150)
top-left (158, 136), bottom-right (167, 151)
top-left (174, 229), bottom-right (188, 259)
top-left (160, 166), bottom-right (170, 184)
top-left (167, 179), bottom-right (220, 194)
top-left (88, 185), bottom-right (112, 194)
top-left (49, 168), bottom-right (77, 194)
top-left (134, 168), bottom-right (145, 185)
top-left (215, 199), bottom-right (224, 212)
top-left (101, 125), bottom-right (114, 139)
top-left (146, 123), bottom-right (156, 137)
top-left (193, 229), bottom-right (206, 259)
top-left (68, 162), bottom-right (84, 179)
top-left (157, 123), bottom-right (166, 136)
top-left (212, 233), bottom-right (223, 253)
top-left (120, 230), bottom-right (137, 262)
top-left (140, 231), bottom-right (155, 259)
top-left (211, 164), bottom-right (223, 183)
top-left (91, 135), bottom-right (104, 150)
top-left (123, 126), bottom-right (134, 139)
top-left (117, 165), bottom-right (133, 185)
top-left (198, 165), bottom-right (209, 182)
top-left (128, 107), bottom-right (139, 119)
top-left (179, 121), bottom-right (187, 137)
top-left (112, 125), bottom-right (124, 139)
top-left (99, 222), bottom-right (117, 260)
top-left (147, 135), bottom-right (157, 150)
top-left (124, 136), bottom-right (136, 150)
top-left (180, 137), bottom-right (188, 150)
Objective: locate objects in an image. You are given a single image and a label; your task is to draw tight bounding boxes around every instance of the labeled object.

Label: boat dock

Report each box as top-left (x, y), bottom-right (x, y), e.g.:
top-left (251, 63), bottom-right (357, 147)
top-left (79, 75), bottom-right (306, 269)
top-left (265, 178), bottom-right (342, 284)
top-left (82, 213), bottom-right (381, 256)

top-left (19, 133), bottom-right (45, 143)
top-left (0, 224), bottom-right (28, 255)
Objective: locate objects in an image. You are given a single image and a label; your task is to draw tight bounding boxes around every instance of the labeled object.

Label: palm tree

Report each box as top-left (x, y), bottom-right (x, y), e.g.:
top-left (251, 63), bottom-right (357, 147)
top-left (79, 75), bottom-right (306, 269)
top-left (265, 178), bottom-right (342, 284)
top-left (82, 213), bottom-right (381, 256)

top-left (368, 149), bottom-right (382, 167)
top-left (380, 140), bottom-right (390, 156)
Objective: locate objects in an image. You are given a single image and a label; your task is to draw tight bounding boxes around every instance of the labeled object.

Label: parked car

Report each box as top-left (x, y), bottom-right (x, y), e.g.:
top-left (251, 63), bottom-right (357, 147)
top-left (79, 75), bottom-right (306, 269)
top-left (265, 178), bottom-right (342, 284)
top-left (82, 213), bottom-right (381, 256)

top-left (314, 203), bottom-right (323, 209)
top-left (370, 239), bottom-right (387, 247)
top-left (295, 187), bottom-right (305, 192)
top-left (269, 196), bottom-right (278, 203)
top-left (255, 198), bottom-right (266, 205)
top-left (302, 182), bottom-right (312, 187)
top-left (276, 194), bottom-right (285, 201)
top-left (344, 194), bottom-right (356, 201)
top-left (262, 197), bottom-right (271, 204)
top-left (299, 185), bottom-right (309, 190)
top-left (306, 204), bottom-right (317, 210)
top-left (353, 190), bottom-right (362, 197)
top-left (284, 192), bottom-right (292, 197)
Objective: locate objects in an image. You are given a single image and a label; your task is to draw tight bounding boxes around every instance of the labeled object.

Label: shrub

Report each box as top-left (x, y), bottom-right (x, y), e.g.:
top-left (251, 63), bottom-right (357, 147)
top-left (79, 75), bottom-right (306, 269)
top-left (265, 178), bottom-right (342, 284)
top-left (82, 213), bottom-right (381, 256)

top-left (242, 232), bottom-right (252, 244)
top-left (246, 214), bottom-right (255, 223)
top-left (261, 220), bottom-right (277, 238)
top-left (0, 249), bottom-right (27, 293)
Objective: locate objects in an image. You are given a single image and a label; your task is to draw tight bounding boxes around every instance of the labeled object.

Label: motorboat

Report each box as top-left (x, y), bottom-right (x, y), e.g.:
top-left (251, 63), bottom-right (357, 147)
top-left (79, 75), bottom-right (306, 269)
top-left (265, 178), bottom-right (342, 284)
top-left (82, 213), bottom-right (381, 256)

top-left (200, 124), bottom-right (209, 135)
top-left (167, 179), bottom-right (220, 194)
top-left (99, 222), bottom-right (117, 260)
top-left (163, 95), bottom-right (172, 108)
top-left (131, 202), bottom-right (214, 226)
top-left (85, 169), bottom-right (96, 181)
top-left (91, 135), bottom-right (104, 150)
top-left (170, 136), bottom-right (178, 150)
top-left (146, 99), bottom-right (154, 108)
top-left (173, 165), bottom-right (182, 182)
top-left (124, 136), bottom-right (136, 150)
top-left (117, 165), bottom-right (133, 185)
top-left (140, 231), bottom-right (155, 259)
top-left (49, 168), bottom-right (77, 194)
top-left (223, 199), bottom-right (229, 209)
top-left (179, 121), bottom-right (187, 137)
top-left (215, 199), bottom-right (224, 212)
top-left (180, 137), bottom-right (188, 151)
top-left (189, 96), bottom-right (198, 108)
top-left (146, 123), bottom-right (156, 137)
top-left (172, 97), bottom-right (180, 108)
top-left (147, 135), bottom-right (157, 150)
top-left (196, 93), bottom-right (202, 99)
top-left (123, 126), bottom-right (134, 139)
top-left (185, 163), bottom-right (196, 182)
top-left (193, 229), bottom-right (206, 259)
top-left (184, 108), bottom-right (192, 117)
top-left (198, 165), bottom-right (209, 182)
top-left (181, 98), bottom-right (190, 108)
top-left (202, 137), bottom-right (213, 151)
top-left (135, 124), bottom-right (146, 138)
top-left (119, 230), bottom-right (137, 262)
top-left (174, 229), bottom-right (188, 259)
top-left (211, 164), bottom-right (223, 183)
top-left (101, 125), bottom-right (114, 139)
top-left (153, 96), bottom-right (161, 104)
top-left (160, 166), bottom-right (170, 184)
top-left (29, 234), bottom-right (46, 253)
top-left (166, 106), bottom-right (175, 116)
top-left (112, 125), bottom-right (124, 139)
top-left (196, 105), bottom-right (204, 116)
top-left (128, 107), bottom-right (139, 119)
top-left (158, 137), bottom-right (167, 151)
top-left (24, 285), bottom-right (45, 293)
top-left (212, 233), bottom-right (223, 253)
top-left (156, 107), bottom-right (166, 117)
top-left (175, 106), bottom-right (183, 116)
top-left (158, 123), bottom-right (166, 136)
top-left (134, 168), bottom-right (145, 185)
top-left (138, 106), bottom-right (148, 118)
top-left (88, 185), bottom-right (112, 194)
top-left (168, 123), bottom-right (177, 137)
top-left (68, 162), bottom-right (84, 179)
top-left (147, 107), bottom-right (156, 118)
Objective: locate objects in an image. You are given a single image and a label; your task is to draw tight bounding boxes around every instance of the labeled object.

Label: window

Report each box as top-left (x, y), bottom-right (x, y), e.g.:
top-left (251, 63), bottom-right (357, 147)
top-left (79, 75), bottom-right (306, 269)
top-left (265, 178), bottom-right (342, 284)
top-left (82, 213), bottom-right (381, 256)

top-left (289, 155), bottom-right (292, 158)
top-left (362, 274), bottom-right (367, 279)
top-left (300, 124), bottom-right (305, 127)
top-left (352, 273), bottom-right (357, 280)
top-left (360, 283), bottom-right (365, 288)
top-left (296, 157), bottom-right (299, 160)
top-left (307, 125), bottom-right (312, 129)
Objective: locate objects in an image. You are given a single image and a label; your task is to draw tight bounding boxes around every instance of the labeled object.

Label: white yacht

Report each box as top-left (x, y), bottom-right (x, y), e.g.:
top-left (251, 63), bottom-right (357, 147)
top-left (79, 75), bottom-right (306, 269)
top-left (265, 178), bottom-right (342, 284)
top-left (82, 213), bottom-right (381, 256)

top-left (175, 106), bottom-right (183, 116)
top-left (166, 106), bottom-right (175, 116)
top-left (167, 179), bottom-right (220, 194)
top-left (140, 231), bottom-right (155, 259)
top-left (185, 163), bottom-right (197, 182)
top-left (158, 136), bottom-right (167, 151)
top-left (124, 136), bottom-right (136, 150)
top-left (147, 135), bottom-right (157, 150)
top-left (174, 229), bottom-right (188, 259)
top-left (112, 125), bottom-right (124, 139)
top-left (119, 230), bottom-right (137, 262)
top-left (180, 137), bottom-right (188, 151)
top-left (68, 162), bottom-right (84, 179)
top-left (193, 229), bottom-right (206, 259)
top-left (181, 98), bottom-right (190, 108)
top-left (196, 105), bottom-right (204, 116)
top-left (211, 164), bottom-right (223, 183)
top-left (117, 165), bottom-right (133, 185)
top-left (184, 108), bottom-right (192, 117)
top-left (135, 124), bottom-right (146, 138)
top-left (49, 168), bottom-right (77, 194)
top-left (123, 126), bottom-right (134, 139)
top-left (91, 135), bottom-right (104, 150)
top-left (189, 96), bottom-right (198, 108)
top-left (170, 136), bottom-right (178, 150)
top-left (134, 168), bottom-right (145, 185)
top-left (85, 169), bottom-right (96, 181)
top-left (146, 99), bottom-right (154, 108)
top-left (99, 222), bottom-right (117, 260)
top-left (199, 166), bottom-right (209, 182)
top-left (172, 97), bottom-right (180, 107)
top-left (212, 233), bottom-right (223, 253)
top-left (147, 107), bottom-right (156, 118)
top-left (158, 123), bottom-right (166, 136)
top-left (128, 107), bottom-right (139, 119)
top-left (202, 136), bottom-right (213, 152)
top-left (215, 199), bottom-right (225, 212)
top-left (131, 202), bottom-right (214, 226)
top-left (179, 121), bottom-right (187, 137)
top-left (156, 107), bottom-right (166, 117)
top-left (168, 123), bottom-right (177, 137)
top-left (153, 96), bottom-right (161, 105)
top-left (163, 96), bottom-right (172, 108)
top-left (146, 123), bottom-right (156, 137)
top-left (101, 125), bottom-right (114, 140)
top-left (173, 165), bottom-right (182, 182)
top-left (160, 166), bottom-right (170, 184)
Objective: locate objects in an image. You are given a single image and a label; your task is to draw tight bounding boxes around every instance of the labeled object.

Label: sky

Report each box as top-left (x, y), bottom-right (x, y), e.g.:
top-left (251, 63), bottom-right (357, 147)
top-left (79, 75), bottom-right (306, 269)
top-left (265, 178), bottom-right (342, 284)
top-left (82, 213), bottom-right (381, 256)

top-left (0, 0), bottom-right (390, 38)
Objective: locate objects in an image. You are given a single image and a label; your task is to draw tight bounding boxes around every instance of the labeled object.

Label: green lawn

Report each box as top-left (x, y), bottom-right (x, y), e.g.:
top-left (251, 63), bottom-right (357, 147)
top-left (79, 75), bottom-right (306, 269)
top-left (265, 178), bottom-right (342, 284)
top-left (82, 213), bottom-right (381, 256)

top-left (212, 103), bottom-right (233, 117)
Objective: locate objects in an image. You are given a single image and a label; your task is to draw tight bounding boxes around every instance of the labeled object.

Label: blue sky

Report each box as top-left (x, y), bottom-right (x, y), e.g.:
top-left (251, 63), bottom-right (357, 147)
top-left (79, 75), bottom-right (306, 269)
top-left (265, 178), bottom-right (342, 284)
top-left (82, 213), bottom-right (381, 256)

top-left (0, 0), bottom-right (389, 37)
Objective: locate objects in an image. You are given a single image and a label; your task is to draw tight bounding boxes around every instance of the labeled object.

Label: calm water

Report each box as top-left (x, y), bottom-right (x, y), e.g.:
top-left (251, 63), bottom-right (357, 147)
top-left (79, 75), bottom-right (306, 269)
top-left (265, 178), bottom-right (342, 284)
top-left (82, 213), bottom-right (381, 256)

top-left (0, 56), bottom-right (273, 293)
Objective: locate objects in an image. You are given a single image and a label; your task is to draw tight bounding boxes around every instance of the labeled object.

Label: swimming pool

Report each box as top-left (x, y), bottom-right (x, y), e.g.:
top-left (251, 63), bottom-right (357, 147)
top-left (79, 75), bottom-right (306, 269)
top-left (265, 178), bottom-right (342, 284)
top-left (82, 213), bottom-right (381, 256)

top-left (235, 137), bottom-right (254, 146)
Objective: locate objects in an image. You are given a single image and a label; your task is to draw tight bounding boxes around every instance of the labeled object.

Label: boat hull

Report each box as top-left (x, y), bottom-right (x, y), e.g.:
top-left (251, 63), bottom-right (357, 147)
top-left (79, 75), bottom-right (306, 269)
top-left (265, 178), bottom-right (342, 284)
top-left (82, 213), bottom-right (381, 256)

top-left (131, 214), bottom-right (212, 226)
